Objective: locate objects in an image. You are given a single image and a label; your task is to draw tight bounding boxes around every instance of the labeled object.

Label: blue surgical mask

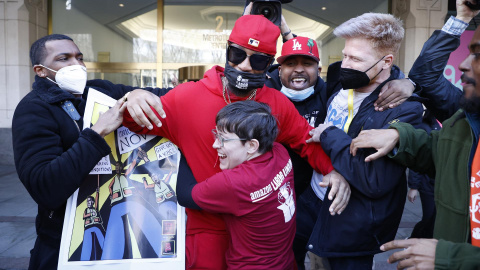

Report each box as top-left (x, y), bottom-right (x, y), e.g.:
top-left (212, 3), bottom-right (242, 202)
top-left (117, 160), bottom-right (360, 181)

top-left (280, 84), bottom-right (315, 102)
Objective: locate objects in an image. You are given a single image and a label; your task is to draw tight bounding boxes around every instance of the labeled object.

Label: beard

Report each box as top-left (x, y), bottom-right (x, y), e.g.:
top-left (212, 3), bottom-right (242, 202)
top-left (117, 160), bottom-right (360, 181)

top-left (459, 94), bottom-right (480, 114)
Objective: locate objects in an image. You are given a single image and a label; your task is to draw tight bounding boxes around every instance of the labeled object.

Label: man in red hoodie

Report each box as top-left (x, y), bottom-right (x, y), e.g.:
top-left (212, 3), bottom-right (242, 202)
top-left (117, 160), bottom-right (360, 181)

top-left (123, 15), bottom-right (350, 269)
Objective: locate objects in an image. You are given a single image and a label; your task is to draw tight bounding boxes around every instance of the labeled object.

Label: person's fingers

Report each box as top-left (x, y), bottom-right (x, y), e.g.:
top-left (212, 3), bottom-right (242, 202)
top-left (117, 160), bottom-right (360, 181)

top-left (327, 178), bottom-right (339, 201)
top-left (364, 151), bottom-right (385, 162)
top-left (114, 97), bottom-right (124, 107)
top-left (126, 102), bottom-right (143, 127)
top-left (150, 98), bottom-right (166, 118)
top-left (350, 130), bottom-right (370, 151)
top-left (118, 101), bottom-right (127, 114)
top-left (387, 248), bottom-right (411, 263)
top-left (318, 183), bottom-right (328, 188)
top-left (130, 101), bottom-right (154, 129)
top-left (329, 177), bottom-right (347, 213)
top-left (319, 174), bottom-right (330, 188)
top-left (134, 103), bottom-right (154, 129)
top-left (375, 90), bottom-right (395, 109)
top-left (375, 86), bottom-right (393, 107)
top-left (388, 97), bottom-right (408, 109)
top-left (381, 239), bottom-right (414, 251)
top-left (329, 187), bottom-right (343, 215)
top-left (394, 257), bottom-right (414, 270)
top-left (243, 2), bottom-right (253, 15)
top-left (336, 186), bottom-right (351, 214)
top-left (350, 139), bottom-right (359, 156)
top-left (139, 103), bottom-right (161, 129)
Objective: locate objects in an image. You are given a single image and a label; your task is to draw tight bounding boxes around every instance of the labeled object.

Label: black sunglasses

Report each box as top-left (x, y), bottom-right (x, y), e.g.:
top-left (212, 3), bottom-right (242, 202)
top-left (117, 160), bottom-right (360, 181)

top-left (227, 45), bottom-right (273, 71)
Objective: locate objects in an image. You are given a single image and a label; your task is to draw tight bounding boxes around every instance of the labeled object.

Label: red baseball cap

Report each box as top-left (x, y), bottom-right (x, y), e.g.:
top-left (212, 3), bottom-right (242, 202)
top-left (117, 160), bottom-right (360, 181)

top-left (277, 36), bottom-right (320, 64)
top-left (228, 15), bottom-right (280, 56)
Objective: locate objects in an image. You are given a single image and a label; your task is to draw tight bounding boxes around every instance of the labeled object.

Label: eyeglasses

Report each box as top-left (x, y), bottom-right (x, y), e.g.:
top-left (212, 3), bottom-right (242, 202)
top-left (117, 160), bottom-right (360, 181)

top-left (227, 45), bottom-right (273, 71)
top-left (212, 129), bottom-right (247, 147)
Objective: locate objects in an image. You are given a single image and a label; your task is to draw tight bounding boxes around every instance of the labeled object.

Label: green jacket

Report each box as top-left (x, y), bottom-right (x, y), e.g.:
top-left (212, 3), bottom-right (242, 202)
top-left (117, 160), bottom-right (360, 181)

top-left (391, 110), bottom-right (480, 269)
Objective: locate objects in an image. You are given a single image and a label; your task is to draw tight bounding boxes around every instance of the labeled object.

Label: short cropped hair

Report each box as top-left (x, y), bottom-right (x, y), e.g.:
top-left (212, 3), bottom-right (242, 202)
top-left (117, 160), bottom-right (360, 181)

top-left (216, 101), bottom-right (278, 154)
top-left (333, 13), bottom-right (404, 56)
top-left (30, 34), bottom-right (73, 66)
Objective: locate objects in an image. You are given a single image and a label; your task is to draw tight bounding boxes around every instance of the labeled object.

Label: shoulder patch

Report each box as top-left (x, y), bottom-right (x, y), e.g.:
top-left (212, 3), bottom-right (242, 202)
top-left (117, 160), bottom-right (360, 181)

top-left (388, 119), bottom-right (400, 125)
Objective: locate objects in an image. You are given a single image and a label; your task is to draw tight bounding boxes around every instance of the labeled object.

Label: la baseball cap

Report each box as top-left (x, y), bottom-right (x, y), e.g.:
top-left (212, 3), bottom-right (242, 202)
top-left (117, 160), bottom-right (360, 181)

top-left (228, 15), bottom-right (280, 56)
top-left (276, 36), bottom-right (320, 64)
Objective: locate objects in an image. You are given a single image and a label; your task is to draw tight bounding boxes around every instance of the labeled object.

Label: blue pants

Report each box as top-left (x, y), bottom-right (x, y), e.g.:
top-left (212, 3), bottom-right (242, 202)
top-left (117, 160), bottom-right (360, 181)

top-left (101, 200), bottom-right (163, 260)
top-left (80, 226), bottom-right (105, 261)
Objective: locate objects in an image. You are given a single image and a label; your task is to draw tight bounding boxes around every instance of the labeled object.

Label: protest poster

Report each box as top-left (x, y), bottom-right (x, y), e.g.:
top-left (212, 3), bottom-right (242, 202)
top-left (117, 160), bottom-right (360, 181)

top-left (58, 89), bottom-right (185, 269)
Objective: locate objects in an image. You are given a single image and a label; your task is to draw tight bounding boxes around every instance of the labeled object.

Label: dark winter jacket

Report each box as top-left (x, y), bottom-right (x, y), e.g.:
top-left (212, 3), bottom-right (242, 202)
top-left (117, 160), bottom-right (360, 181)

top-left (12, 76), bottom-right (168, 249)
top-left (408, 30), bottom-right (462, 122)
top-left (307, 64), bottom-right (423, 257)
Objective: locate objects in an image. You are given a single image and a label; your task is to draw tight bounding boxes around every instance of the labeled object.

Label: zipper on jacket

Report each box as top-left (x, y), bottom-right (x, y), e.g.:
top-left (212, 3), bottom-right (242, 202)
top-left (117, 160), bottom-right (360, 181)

top-left (49, 210), bottom-right (54, 218)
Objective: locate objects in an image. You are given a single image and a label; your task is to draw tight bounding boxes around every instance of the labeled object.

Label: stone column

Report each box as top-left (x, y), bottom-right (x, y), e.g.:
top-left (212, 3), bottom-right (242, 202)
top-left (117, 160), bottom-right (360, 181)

top-left (0, 0), bottom-right (47, 165)
top-left (393, 0), bottom-right (449, 74)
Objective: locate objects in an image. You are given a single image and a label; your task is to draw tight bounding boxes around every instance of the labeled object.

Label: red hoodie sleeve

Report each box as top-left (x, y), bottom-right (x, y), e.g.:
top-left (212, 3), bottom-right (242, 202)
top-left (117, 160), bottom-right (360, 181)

top-left (122, 89), bottom-right (177, 142)
top-left (273, 93), bottom-right (333, 175)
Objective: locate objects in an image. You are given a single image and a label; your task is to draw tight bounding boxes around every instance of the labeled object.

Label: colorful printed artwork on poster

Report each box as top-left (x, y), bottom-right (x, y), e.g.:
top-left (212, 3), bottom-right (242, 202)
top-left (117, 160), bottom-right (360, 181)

top-left (58, 90), bottom-right (185, 269)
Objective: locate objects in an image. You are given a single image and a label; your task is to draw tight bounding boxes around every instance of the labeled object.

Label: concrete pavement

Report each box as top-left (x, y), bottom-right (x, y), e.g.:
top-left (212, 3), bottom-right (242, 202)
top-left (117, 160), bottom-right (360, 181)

top-left (0, 164), bottom-right (423, 270)
top-left (0, 165), bottom-right (35, 270)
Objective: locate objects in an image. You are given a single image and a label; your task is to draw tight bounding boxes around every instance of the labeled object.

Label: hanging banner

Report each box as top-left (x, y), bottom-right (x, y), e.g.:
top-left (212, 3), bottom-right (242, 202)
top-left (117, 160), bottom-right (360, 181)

top-left (58, 89), bottom-right (185, 270)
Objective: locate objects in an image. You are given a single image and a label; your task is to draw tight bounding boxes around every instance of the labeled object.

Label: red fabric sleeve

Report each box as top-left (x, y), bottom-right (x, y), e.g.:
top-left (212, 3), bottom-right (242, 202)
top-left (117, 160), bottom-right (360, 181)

top-left (273, 93), bottom-right (333, 175)
top-left (122, 89), bottom-right (179, 144)
top-left (191, 172), bottom-right (240, 215)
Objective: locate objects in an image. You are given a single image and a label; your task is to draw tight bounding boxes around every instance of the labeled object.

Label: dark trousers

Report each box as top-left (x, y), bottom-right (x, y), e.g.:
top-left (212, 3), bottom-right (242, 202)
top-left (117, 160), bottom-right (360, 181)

top-left (410, 191), bottom-right (436, 238)
top-left (28, 237), bottom-right (60, 270)
top-left (328, 254), bottom-right (374, 270)
top-left (293, 186), bottom-right (323, 270)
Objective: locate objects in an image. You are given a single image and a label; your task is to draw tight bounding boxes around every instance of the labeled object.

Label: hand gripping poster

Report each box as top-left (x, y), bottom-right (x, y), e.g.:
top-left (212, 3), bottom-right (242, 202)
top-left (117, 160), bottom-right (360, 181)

top-left (58, 89), bottom-right (185, 269)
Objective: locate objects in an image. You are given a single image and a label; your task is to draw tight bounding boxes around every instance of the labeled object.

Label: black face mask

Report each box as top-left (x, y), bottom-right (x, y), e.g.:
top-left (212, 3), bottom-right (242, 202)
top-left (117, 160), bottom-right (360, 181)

top-left (224, 63), bottom-right (267, 94)
top-left (339, 56), bottom-right (385, 90)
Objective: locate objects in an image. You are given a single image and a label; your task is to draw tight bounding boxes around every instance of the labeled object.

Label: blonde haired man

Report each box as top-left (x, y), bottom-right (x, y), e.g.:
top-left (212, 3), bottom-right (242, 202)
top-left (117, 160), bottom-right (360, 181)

top-left (306, 13), bottom-right (423, 269)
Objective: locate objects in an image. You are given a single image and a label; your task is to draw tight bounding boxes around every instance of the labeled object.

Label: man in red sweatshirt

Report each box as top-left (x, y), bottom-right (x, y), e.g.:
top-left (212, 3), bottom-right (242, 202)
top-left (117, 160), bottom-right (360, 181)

top-left (123, 15), bottom-right (350, 269)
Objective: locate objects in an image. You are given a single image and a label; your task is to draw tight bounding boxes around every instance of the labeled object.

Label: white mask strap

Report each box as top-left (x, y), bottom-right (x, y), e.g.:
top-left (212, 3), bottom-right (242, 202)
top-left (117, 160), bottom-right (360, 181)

top-left (34, 64), bottom-right (57, 73)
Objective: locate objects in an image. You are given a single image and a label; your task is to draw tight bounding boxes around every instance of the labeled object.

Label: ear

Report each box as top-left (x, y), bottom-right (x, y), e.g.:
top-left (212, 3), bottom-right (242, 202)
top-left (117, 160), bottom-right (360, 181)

top-left (246, 139), bottom-right (260, 155)
top-left (382, 54), bottom-right (394, 69)
top-left (33, 65), bottom-right (46, 77)
top-left (318, 66), bottom-right (322, 77)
